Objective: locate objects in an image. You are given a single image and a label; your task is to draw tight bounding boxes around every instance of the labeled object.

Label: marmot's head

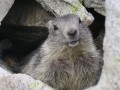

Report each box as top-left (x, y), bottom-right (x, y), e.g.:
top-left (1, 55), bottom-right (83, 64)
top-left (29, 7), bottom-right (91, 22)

top-left (46, 14), bottom-right (92, 48)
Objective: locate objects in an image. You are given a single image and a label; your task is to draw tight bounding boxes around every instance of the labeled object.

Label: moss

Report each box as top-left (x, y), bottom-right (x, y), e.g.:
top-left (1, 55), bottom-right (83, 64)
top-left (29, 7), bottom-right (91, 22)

top-left (113, 57), bottom-right (120, 64)
top-left (70, 3), bottom-right (85, 19)
top-left (71, 4), bottom-right (79, 14)
top-left (28, 82), bottom-right (39, 89)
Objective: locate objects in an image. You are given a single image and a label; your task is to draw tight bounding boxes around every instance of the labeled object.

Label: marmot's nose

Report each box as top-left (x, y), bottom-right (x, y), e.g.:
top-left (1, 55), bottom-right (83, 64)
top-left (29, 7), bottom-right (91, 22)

top-left (67, 30), bottom-right (77, 37)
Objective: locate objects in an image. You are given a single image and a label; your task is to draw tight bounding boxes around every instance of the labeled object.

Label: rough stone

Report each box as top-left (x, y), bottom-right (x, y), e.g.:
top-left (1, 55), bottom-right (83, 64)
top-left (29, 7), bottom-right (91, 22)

top-left (0, 67), bottom-right (10, 76)
top-left (83, 0), bottom-right (105, 16)
top-left (36, 0), bottom-right (94, 26)
top-left (86, 0), bottom-right (120, 89)
top-left (0, 68), bottom-right (54, 90)
top-left (2, 0), bottom-right (54, 26)
top-left (0, 0), bottom-right (14, 25)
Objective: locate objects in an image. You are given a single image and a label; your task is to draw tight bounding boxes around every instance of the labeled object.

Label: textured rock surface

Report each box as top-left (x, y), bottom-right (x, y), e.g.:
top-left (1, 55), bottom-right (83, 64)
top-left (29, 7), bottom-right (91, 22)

top-left (0, 68), bottom-right (54, 90)
top-left (36, 0), bottom-right (94, 26)
top-left (83, 0), bottom-right (105, 16)
top-left (0, 67), bottom-right (10, 76)
top-left (0, 0), bottom-right (105, 26)
top-left (86, 0), bottom-right (120, 90)
top-left (2, 0), bottom-right (54, 26)
top-left (0, 0), bottom-right (14, 25)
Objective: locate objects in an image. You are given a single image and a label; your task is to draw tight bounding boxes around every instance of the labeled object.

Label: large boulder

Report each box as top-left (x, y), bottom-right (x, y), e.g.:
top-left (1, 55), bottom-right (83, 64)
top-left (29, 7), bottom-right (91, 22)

top-left (86, 0), bottom-right (120, 89)
top-left (0, 68), bottom-right (54, 90)
top-left (83, 0), bottom-right (105, 16)
top-left (36, 0), bottom-right (94, 26)
top-left (2, 0), bottom-right (54, 26)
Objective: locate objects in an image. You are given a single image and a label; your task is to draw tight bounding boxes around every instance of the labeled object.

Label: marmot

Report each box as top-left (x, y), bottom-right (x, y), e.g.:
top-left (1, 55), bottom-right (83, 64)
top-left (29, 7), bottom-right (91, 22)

top-left (21, 14), bottom-right (103, 90)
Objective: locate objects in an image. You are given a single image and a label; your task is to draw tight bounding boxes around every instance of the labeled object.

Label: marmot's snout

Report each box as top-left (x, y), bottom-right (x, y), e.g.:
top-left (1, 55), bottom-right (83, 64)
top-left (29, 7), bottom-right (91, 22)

top-left (67, 30), bottom-right (77, 38)
top-left (67, 29), bottom-right (80, 47)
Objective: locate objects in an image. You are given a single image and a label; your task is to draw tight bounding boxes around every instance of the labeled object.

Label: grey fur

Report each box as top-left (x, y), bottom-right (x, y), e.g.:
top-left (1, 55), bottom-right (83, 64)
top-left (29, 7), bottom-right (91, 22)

top-left (22, 14), bottom-right (103, 90)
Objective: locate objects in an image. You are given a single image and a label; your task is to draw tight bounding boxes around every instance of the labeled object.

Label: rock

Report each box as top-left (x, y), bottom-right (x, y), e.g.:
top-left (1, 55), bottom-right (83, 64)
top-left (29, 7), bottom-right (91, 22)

top-left (0, 68), bottom-right (54, 90)
top-left (0, 0), bottom-right (14, 25)
top-left (36, 0), bottom-right (94, 26)
top-left (0, 67), bottom-right (11, 76)
top-left (86, 0), bottom-right (120, 90)
top-left (2, 0), bottom-right (54, 26)
top-left (0, 0), bottom-right (105, 26)
top-left (83, 0), bottom-right (105, 16)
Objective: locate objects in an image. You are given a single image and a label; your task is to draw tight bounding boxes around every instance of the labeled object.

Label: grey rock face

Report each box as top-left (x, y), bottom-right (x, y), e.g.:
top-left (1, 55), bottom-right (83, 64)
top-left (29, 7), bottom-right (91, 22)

top-left (2, 0), bottom-right (54, 26)
top-left (36, 0), bottom-right (94, 26)
top-left (86, 0), bottom-right (120, 90)
top-left (0, 71), bottom-right (54, 90)
top-left (0, 0), bottom-right (14, 25)
top-left (83, 0), bottom-right (105, 16)
top-left (63, 0), bottom-right (105, 16)
top-left (0, 0), bottom-right (105, 26)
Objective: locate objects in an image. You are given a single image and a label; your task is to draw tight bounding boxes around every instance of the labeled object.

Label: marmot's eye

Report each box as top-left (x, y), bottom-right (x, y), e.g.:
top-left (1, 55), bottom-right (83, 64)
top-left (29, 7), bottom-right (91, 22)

top-left (53, 25), bottom-right (58, 31)
top-left (79, 18), bottom-right (81, 24)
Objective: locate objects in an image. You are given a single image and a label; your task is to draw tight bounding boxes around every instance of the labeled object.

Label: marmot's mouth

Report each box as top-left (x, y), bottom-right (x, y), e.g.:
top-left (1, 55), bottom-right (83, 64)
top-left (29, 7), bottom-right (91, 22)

top-left (68, 40), bottom-right (79, 47)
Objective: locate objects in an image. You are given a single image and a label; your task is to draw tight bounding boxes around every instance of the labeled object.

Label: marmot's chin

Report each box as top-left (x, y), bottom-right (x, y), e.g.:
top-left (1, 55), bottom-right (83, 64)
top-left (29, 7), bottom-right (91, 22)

top-left (68, 41), bottom-right (79, 47)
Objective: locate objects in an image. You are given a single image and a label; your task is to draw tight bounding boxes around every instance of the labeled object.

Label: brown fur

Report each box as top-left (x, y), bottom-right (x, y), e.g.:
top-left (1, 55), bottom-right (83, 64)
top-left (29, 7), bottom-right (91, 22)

top-left (22, 14), bottom-right (103, 90)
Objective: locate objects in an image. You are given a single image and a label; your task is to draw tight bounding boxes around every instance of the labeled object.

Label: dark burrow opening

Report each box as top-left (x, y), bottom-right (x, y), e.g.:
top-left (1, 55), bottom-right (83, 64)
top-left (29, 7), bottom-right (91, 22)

top-left (0, 0), bottom-right (105, 73)
top-left (87, 8), bottom-right (105, 55)
top-left (0, 0), bottom-right (55, 72)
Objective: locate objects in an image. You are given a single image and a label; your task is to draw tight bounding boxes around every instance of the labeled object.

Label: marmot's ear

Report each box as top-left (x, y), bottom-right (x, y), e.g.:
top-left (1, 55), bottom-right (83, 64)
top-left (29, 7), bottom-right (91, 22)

top-left (45, 20), bottom-right (53, 30)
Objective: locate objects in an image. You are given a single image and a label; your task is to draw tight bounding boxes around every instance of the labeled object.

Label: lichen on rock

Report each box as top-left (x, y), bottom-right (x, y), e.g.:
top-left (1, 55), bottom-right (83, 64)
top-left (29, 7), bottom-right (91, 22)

top-left (36, 0), bottom-right (94, 26)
